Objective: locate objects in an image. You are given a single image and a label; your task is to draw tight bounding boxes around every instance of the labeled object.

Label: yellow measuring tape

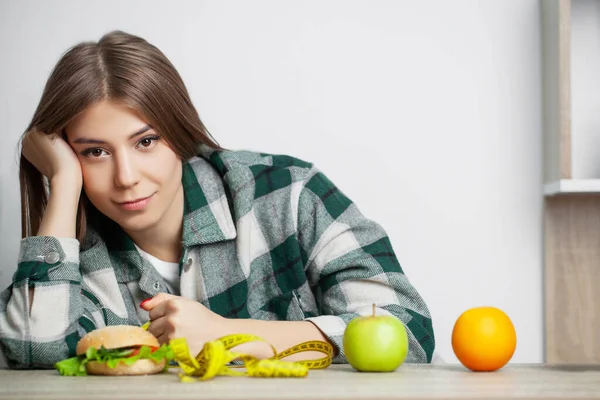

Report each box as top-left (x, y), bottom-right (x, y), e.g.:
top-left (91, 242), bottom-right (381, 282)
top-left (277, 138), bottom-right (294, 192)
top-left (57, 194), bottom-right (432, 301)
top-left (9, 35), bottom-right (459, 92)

top-left (141, 321), bottom-right (333, 382)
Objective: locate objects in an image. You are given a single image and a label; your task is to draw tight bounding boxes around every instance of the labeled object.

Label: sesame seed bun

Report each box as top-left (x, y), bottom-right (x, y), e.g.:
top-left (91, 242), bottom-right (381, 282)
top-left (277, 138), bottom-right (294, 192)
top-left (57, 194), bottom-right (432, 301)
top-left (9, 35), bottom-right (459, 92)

top-left (76, 325), bottom-right (160, 355)
top-left (76, 325), bottom-right (164, 376)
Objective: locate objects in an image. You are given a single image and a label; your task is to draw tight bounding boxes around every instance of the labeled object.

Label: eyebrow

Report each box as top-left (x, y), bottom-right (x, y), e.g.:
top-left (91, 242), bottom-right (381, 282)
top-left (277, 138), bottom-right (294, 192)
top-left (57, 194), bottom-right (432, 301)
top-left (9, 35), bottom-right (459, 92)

top-left (72, 124), bottom-right (153, 145)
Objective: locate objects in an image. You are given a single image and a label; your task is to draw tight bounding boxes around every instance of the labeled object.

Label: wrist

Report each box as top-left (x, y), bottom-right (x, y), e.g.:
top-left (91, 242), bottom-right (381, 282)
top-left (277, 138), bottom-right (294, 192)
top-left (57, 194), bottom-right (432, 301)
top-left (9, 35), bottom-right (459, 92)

top-left (50, 173), bottom-right (82, 194)
top-left (218, 316), bottom-right (238, 337)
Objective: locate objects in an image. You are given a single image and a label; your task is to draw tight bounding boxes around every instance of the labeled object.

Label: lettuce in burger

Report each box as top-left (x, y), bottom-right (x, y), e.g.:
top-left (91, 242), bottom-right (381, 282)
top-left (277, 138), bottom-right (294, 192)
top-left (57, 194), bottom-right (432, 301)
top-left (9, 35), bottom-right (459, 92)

top-left (55, 325), bottom-right (174, 376)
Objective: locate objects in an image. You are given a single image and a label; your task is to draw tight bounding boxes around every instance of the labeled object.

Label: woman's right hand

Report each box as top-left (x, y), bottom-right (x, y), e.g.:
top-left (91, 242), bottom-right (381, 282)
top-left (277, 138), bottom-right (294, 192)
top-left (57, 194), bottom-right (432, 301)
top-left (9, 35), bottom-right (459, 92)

top-left (22, 130), bottom-right (82, 187)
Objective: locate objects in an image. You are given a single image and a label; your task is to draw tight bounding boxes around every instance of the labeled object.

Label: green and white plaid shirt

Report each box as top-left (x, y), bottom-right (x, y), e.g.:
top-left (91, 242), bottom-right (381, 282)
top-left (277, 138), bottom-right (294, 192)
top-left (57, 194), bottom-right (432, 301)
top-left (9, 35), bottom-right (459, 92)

top-left (0, 146), bottom-right (435, 368)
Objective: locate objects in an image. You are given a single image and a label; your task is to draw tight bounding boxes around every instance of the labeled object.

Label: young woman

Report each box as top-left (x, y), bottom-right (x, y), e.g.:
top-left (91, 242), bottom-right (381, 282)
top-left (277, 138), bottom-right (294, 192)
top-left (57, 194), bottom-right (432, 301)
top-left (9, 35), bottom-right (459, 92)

top-left (0, 31), bottom-right (435, 369)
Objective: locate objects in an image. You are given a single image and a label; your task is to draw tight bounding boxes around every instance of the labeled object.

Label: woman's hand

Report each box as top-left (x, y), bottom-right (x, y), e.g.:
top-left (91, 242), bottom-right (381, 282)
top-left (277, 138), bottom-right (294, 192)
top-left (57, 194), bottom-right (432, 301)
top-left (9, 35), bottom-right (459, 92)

top-left (22, 130), bottom-right (82, 187)
top-left (141, 293), bottom-right (231, 356)
top-left (141, 293), bottom-right (333, 361)
top-left (22, 130), bottom-right (83, 238)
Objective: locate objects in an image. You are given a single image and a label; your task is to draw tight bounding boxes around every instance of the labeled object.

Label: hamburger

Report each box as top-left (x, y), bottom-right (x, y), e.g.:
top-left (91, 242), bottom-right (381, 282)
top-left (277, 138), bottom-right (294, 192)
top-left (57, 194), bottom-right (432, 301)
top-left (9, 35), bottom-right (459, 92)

top-left (55, 325), bottom-right (174, 376)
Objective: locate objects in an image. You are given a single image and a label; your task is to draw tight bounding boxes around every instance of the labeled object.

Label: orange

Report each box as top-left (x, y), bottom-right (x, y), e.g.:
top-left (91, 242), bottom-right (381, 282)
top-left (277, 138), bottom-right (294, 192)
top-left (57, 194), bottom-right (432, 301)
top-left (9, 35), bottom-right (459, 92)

top-left (451, 306), bottom-right (516, 371)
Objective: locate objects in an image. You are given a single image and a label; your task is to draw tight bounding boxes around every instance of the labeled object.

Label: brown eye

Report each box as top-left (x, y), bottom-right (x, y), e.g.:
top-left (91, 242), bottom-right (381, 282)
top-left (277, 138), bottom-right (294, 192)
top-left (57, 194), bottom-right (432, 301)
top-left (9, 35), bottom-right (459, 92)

top-left (80, 147), bottom-right (108, 158)
top-left (137, 136), bottom-right (160, 149)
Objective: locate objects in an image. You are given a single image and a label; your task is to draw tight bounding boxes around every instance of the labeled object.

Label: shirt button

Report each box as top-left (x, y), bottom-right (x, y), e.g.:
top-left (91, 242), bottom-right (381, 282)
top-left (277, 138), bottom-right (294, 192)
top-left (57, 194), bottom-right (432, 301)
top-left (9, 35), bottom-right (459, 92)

top-left (153, 281), bottom-right (160, 290)
top-left (183, 258), bottom-right (193, 272)
top-left (44, 252), bottom-right (60, 265)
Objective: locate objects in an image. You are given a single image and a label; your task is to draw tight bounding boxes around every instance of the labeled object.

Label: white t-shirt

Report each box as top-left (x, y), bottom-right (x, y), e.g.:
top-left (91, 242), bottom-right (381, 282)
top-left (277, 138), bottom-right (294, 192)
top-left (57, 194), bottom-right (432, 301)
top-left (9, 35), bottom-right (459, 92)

top-left (134, 244), bottom-right (181, 295)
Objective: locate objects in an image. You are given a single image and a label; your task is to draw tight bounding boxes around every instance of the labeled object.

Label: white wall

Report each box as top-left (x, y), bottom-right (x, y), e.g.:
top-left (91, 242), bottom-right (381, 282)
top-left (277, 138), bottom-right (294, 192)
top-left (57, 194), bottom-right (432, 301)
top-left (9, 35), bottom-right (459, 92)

top-left (0, 0), bottom-right (543, 367)
top-left (571, 0), bottom-right (600, 179)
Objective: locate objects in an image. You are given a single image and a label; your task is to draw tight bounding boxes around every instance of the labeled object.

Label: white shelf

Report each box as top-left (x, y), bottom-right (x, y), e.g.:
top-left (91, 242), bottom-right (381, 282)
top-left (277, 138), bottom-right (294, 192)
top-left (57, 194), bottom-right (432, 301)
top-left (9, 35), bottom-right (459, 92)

top-left (544, 179), bottom-right (600, 195)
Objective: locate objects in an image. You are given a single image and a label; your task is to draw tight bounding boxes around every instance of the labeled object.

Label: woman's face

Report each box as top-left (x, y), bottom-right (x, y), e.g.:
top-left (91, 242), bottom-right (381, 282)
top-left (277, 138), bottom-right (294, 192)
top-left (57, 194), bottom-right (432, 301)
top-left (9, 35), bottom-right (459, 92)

top-left (66, 100), bottom-right (183, 234)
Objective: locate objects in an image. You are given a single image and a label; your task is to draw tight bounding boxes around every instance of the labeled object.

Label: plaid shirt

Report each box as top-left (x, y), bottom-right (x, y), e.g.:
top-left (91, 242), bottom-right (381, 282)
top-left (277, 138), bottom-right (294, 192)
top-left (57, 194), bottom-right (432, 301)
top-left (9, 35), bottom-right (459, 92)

top-left (0, 146), bottom-right (435, 368)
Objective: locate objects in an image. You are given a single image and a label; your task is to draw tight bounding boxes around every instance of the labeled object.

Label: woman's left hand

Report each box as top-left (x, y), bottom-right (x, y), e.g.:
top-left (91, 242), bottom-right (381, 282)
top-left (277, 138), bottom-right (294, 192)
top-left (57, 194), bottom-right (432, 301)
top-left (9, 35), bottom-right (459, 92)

top-left (141, 293), bottom-right (231, 356)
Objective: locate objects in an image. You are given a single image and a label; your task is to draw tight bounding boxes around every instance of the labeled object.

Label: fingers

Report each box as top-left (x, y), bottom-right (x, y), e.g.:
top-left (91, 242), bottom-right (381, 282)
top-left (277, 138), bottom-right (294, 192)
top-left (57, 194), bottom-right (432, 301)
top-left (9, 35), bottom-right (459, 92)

top-left (156, 333), bottom-right (171, 346)
top-left (147, 315), bottom-right (168, 340)
top-left (147, 295), bottom-right (183, 322)
top-left (141, 292), bottom-right (178, 311)
top-left (148, 315), bottom-right (183, 346)
top-left (21, 129), bottom-right (82, 183)
top-left (141, 294), bottom-right (182, 340)
top-left (148, 300), bottom-right (169, 321)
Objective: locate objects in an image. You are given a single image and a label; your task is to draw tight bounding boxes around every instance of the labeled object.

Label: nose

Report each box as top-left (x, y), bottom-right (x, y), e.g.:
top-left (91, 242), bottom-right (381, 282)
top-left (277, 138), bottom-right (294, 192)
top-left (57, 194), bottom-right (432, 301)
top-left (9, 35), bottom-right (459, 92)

top-left (113, 152), bottom-right (140, 188)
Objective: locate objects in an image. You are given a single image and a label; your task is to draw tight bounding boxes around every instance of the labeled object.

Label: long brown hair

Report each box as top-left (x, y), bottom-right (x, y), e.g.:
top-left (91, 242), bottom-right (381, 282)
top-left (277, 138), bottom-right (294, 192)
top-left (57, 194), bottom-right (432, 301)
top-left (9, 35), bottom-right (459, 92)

top-left (19, 30), bottom-right (222, 243)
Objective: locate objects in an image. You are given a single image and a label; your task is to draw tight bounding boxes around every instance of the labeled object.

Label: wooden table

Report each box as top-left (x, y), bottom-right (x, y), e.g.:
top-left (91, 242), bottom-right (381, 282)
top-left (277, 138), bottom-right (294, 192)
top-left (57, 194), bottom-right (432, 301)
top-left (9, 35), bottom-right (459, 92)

top-left (1, 364), bottom-right (600, 400)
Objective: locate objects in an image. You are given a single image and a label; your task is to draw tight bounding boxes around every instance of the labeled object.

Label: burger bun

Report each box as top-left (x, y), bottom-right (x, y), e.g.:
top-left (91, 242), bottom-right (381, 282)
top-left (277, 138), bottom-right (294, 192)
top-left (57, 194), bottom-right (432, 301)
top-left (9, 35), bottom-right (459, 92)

top-left (76, 325), bottom-right (165, 376)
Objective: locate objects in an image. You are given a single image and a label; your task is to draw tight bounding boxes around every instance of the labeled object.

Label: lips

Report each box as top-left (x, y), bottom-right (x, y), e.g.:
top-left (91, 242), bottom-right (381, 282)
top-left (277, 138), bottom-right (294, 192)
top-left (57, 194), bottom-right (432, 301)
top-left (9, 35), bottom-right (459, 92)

top-left (116, 194), bottom-right (154, 211)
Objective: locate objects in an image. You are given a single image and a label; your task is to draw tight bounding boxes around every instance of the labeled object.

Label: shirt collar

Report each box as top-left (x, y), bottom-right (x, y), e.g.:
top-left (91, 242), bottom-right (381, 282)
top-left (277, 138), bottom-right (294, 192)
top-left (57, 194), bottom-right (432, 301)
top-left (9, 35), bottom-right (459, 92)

top-left (180, 154), bottom-right (237, 247)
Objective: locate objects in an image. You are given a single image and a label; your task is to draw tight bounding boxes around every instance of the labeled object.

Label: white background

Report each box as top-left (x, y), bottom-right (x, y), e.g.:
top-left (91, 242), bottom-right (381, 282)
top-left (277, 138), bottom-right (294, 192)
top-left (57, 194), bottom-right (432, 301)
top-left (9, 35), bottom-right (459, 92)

top-left (571, 0), bottom-right (600, 178)
top-left (0, 0), bottom-right (544, 367)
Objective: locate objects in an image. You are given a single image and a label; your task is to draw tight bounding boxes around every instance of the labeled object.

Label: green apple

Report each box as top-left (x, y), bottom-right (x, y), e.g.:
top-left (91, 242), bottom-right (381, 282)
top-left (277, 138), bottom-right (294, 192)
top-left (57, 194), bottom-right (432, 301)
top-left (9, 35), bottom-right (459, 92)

top-left (343, 304), bottom-right (409, 372)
